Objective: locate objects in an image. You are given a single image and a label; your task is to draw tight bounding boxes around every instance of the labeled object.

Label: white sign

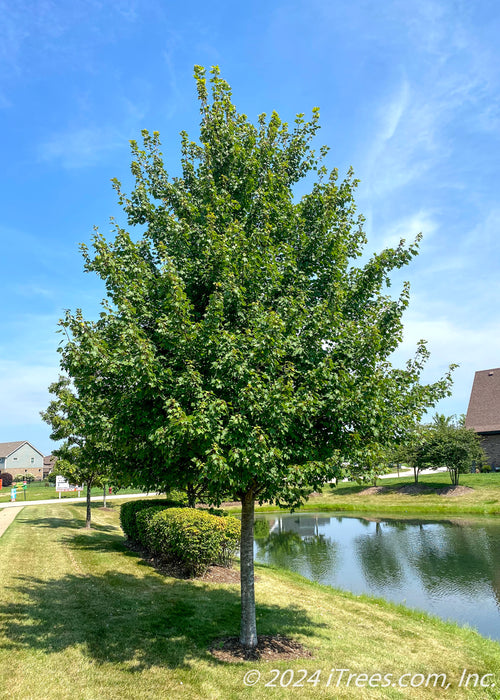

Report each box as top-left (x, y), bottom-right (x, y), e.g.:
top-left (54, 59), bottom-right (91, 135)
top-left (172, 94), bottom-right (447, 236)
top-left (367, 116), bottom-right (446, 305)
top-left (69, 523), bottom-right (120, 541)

top-left (55, 476), bottom-right (70, 491)
top-left (55, 476), bottom-right (82, 492)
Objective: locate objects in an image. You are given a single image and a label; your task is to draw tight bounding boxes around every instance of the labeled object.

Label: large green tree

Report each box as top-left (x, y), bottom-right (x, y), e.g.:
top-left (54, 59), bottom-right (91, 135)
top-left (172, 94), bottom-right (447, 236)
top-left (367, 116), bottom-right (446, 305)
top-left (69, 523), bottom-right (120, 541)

top-left (58, 66), bottom-right (453, 648)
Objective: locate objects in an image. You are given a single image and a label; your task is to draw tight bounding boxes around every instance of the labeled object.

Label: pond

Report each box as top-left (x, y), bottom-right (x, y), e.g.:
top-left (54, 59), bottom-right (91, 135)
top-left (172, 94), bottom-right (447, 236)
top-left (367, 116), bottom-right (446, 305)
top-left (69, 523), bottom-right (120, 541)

top-left (253, 512), bottom-right (500, 641)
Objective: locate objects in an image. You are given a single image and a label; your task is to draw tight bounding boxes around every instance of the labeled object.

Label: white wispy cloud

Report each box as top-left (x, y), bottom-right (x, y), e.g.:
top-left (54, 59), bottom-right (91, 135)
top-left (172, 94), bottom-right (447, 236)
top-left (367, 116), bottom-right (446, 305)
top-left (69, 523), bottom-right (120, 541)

top-left (359, 1), bottom-right (499, 198)
top-left (392, 308), bottom-right (500, 417)
top-left (362, 81), bottom-right (439, 197)
top-left (0, 359), bottom-right (58, 427)
top-left (380, 210), bottom-right (438, 250)
top-left (38, 125), bottom-right (126, 169)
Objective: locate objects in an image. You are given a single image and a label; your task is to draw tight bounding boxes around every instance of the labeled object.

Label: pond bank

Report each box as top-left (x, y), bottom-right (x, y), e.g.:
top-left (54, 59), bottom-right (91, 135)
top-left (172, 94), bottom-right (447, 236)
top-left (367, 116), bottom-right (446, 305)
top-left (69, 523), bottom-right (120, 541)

top-left (225, 472), bottom-right (500, 518)
top-left (253, 511), bottom-right (500, 641)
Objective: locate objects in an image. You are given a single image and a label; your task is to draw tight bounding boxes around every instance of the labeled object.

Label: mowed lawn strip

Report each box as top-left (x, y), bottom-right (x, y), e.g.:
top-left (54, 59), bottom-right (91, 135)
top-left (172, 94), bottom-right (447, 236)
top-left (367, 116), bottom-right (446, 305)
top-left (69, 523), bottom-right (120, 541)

top-left (0, 501), bottom-right (498, 700)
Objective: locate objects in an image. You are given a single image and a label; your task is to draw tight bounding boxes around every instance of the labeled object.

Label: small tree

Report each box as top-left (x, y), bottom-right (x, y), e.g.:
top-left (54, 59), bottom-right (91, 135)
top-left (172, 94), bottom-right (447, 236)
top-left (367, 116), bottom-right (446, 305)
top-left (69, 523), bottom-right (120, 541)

top-left (415, 419), bottom-right (486, 486)
top-left (386, 427), bottom-right (427, 483)
top-left (346, 442), bottom-right (391, 486)
top-left (41, 376), bottom-right (116, 528)
top-left (57, 66), bottom-right (454, 648)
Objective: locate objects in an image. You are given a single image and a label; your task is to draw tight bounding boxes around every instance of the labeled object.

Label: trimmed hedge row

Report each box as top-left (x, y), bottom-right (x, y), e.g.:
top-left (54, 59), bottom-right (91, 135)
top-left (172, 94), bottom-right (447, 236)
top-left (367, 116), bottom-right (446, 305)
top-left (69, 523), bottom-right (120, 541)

top-left (120, 499), bottom-right (183, 541)
top-left (123, 502), bottom-right (241, 576)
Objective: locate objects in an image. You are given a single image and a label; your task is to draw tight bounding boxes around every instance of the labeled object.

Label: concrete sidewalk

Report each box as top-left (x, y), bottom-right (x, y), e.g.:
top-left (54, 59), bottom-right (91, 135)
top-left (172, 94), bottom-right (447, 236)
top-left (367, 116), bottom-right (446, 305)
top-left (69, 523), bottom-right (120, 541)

top-left (0, 506), bottom-right (23, 536)
top-left (0, 492), bottom-right (158, 510)
top-left (379, 466), bottom-right (448, 479)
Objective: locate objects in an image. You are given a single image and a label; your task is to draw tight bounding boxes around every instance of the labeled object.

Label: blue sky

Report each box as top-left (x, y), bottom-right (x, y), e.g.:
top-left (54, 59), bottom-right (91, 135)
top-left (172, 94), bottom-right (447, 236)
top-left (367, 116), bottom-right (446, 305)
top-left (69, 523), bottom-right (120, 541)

top-left (1, 0), bottom-right (499, 455)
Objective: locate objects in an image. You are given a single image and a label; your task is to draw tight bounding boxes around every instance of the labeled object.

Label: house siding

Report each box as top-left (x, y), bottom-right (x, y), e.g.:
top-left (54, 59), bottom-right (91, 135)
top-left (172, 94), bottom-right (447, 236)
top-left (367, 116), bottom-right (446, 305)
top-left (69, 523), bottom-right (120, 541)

top-left (3, 443), bottom-right (44, 480)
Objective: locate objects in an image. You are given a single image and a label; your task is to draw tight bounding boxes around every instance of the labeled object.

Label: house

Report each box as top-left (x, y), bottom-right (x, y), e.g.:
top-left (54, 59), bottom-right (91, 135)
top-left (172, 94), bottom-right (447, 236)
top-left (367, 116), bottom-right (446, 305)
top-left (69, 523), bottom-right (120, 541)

top-left (43, 454), bottom-right (57, 479)
top-left (0, 441), bottom-right (45, 481)
top-left (465, 368), bottom-right (500, 469)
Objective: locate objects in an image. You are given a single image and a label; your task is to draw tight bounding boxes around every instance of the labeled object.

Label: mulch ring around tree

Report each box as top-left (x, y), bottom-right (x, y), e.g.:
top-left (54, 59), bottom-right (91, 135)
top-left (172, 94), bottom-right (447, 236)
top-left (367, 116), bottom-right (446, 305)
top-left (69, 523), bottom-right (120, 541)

top-left (359, 483), bottom-right (474, 497)
top-left (358, 485), bottom-right (390, 495)
top-left (395, 483), bottom-right (435, 495)
top-left (359, 484), bottom-right (474, 496)
top-left (437, 485), bottom-right (474, 497)
top-left (210, 634), bottom-right (313, 662)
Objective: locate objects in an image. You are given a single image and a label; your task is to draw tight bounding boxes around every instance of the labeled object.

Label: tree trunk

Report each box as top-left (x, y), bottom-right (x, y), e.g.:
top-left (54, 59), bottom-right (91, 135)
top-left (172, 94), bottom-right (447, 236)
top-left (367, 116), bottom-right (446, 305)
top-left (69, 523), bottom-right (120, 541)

top-left (240, 489), bottom-right (257, 649)
top-left (103, 486), bottom-right (107, 508)
top-left (85, 480), bottom-right (92, 529)
top-left (413, 465), bottom-right (419, 484)
top-left (187, 484), bottom-right (196, 508)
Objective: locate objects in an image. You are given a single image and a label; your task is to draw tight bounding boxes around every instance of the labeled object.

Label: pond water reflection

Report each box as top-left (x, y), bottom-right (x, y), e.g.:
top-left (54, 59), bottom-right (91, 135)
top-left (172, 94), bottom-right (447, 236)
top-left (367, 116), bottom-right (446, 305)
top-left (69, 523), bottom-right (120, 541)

top-left (253, 513), bottom-right (500, 640)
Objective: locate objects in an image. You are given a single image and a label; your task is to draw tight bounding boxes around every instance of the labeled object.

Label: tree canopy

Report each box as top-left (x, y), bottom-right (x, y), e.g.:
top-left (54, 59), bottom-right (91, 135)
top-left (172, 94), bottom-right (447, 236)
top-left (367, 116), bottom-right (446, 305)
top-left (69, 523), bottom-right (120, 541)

top-left (41, 376), bottom-right (116, 528)
top-left (414, 415), bottom-right (486, 485)
top-left (55, 66), bottom-right (454, 648)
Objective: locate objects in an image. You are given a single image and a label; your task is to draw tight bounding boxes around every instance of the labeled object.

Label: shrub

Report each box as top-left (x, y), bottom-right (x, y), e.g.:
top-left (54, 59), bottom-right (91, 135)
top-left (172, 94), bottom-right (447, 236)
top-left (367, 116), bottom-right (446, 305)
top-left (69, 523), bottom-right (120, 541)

top-left (217, 514), bottom-right (241, 568)
top-left (120, 499), bottom-right (183, 541)
top-left (14, 474), bottom-right (35, 483)
top-left (135, 505), bottom-right (172, 544)
top-left (140, 507), bottom-right (241, 576)
top-left (1, 473), bottom-right (13, 488)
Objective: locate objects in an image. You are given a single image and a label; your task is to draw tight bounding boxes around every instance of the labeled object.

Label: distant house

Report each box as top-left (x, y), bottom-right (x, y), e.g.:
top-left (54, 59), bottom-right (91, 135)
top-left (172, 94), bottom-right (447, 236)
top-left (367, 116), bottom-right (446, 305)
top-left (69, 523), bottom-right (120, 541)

top-left (0, 441), bottom-right (44, 481)
top-left (43, 455), bottom-right (57, 479)
top-left (465, 368), bottom-right (500, 469)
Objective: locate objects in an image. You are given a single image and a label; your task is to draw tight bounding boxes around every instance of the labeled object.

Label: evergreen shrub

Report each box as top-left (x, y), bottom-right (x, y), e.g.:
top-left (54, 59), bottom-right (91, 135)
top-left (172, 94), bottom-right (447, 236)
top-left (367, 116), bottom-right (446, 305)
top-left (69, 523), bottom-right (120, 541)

top-left (120, 499), bottom-right (183, 541)
top-left (138, 507), bottom-right (241, 576)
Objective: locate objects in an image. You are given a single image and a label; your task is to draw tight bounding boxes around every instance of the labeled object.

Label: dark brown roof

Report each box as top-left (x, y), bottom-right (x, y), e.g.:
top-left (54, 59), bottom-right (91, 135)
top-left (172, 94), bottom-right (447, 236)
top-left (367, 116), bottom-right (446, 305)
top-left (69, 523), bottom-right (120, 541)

top-left (0, 441), bottom-right (27, 458)
top-left (0, 441), bottom-right (45, 459)
top-left (43, 455), bottom-right (57, 466)
top-left (465, 368), bottom-right (500, 433)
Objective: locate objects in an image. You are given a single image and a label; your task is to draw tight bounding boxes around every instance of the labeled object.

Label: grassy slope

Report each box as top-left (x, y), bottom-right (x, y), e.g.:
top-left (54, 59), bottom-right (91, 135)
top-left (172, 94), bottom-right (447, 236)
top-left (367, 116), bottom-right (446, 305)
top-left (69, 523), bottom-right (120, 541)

top-left (0, 501), bottom-right (499, 699)
top-left (281, 472), bottom-right (500, 517)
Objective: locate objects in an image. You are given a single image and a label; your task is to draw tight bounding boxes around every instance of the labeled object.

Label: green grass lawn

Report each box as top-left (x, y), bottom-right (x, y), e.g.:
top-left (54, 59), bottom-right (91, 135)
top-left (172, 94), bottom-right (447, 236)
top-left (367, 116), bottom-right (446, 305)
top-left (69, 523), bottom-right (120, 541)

top-left (0, 483), bottom-right (145, 504)
top-left (0, 500), bottom-right (499, 699)
top-left (272, 472), bottom-right (500, 517)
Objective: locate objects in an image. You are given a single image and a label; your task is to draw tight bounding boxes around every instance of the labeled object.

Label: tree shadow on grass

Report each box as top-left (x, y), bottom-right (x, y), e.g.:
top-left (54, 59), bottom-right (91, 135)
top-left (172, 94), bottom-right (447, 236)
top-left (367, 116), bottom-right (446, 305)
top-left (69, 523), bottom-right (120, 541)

top-left (327, 483), bottom-right (370, 496)
top-left (62, 531), bottom-right (128, 554)
top-left (19, 515), bottom-right (117, 533)
top-left (0, 569), bottom-right (323, 670)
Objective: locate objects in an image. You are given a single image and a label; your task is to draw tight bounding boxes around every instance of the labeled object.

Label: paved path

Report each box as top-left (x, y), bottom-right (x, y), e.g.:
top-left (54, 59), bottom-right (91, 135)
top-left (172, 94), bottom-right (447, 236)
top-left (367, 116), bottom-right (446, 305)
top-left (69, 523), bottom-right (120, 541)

top-left (0, 506), bottom-right (23, 537)
top-left (378, 466), bottom-right (448, 479)
top-left (0, 492), bottom-right (158, 510)
top-left (338, 466), bottom-right (448, 483)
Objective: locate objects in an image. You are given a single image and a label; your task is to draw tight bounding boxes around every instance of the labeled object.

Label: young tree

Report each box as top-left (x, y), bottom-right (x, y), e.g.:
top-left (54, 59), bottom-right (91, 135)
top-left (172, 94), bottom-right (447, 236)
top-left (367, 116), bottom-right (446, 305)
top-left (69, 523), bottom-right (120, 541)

top-left (41, 376), bottom-right (115, 528)
top-left (345, 442), bottom-right (392, 486)
top-left (57, 66), bottom-right (454, 648)
top-left (385, 427), bottom-right (427, 483)
top-left (415, 419), bottom-right (486, 486)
